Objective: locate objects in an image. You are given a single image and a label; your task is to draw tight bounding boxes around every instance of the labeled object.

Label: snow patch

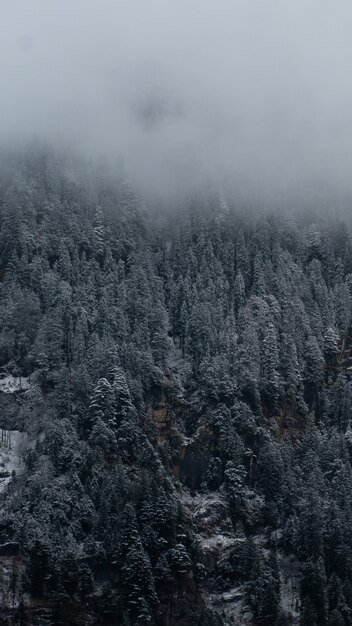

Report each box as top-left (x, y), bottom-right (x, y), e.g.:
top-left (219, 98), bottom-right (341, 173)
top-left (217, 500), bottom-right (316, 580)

top-left (199, 533), bottom-right (236, 551)
top-left (0, 375), bottom-right (31, 394)
top-left (204, 586), bottom-right (252, 625)
top-left (0, 430), bottom-right (27, 493)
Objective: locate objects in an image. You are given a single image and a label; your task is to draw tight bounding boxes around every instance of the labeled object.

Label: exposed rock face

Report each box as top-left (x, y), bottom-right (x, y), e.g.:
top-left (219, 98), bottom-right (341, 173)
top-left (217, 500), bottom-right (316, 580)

top-left (145, 378), bottom-right (303, 626)
top-left (179, 426), bottom-right (215, 489)
top-left (146, 383), bottom-right (216, 490)
top-left (180, 490), bottom-right (249, 625)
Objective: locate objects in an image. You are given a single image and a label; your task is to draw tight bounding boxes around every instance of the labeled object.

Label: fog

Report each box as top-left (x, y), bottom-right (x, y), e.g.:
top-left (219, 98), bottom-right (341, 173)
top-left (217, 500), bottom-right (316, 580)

top-left (2, 0), bottom-right (352, 204)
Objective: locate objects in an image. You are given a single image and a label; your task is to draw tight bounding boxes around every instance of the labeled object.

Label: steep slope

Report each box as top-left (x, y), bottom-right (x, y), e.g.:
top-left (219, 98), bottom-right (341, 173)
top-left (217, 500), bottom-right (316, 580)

top-left (0, 148), bottom-right (352, 624)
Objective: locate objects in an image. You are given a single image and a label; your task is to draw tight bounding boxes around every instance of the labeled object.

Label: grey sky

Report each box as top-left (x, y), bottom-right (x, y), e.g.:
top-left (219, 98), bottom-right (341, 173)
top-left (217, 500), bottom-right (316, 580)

top-left (1, 0), bottom-right (352, 202)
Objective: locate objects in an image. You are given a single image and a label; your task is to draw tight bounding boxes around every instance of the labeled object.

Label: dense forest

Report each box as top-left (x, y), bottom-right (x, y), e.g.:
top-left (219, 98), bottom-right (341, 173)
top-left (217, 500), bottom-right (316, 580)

top-left (0, 147), bottom-right (351, 625)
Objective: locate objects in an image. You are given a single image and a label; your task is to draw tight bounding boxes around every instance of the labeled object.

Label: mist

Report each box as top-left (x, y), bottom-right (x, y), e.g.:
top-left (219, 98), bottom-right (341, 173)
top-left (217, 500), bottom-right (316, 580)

top-left (2, 0), bottom-right (352, 205)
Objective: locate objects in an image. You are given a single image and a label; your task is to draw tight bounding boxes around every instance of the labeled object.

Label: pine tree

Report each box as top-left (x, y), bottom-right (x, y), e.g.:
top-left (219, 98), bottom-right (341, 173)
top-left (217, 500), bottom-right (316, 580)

top-left (304, 335), bottom-right (325, 410)
top-left (234, 271), bottom-right (245, 315)
top-left (323, 327), bottom-right (340, 366)
top-left (87, 377), bottom-right (117, 431)
top-left (260, 321), bottom-right (280, 412)
top-left (224, 462), bottom-right (247, 519)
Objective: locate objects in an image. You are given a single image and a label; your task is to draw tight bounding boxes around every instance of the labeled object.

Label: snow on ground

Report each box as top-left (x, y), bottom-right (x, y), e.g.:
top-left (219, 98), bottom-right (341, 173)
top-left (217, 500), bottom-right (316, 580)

top-left (180, 490), bottom-right (251, 623)
top-left (181, 491), bottom-right (232, 529)
top-left (204, 587), bottom-right (252, 626)
top-left (0, 556), bottom-right (26, 611)
top-left (181, 489), bottom-right (300, 624)
top-left (200, 533), bottom-right (237, 551)
top-left (0, 375), bottom-right (31, 394)
top-left (0, 430), bottom-right (27, 493)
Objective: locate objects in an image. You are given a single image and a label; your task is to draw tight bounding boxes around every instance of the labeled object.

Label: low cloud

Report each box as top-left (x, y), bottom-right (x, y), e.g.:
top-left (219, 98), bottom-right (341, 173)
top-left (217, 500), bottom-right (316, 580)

top-left (2, 0), bottom-right (352, 204)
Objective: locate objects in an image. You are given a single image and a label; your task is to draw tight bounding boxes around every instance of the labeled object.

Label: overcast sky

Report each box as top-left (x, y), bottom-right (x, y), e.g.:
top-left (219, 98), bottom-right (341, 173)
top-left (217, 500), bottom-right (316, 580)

top-left (2, 0), bottom-right (352, 204)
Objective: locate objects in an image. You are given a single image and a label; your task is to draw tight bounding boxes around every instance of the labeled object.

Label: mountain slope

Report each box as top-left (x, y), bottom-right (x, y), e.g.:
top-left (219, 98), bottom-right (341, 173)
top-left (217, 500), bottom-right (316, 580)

top-left (0, 148), bottom-right (351, 625)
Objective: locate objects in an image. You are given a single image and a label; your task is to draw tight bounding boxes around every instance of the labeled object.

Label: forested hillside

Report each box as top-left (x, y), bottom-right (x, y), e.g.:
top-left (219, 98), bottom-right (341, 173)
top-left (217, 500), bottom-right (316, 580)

top-left (0, 148), bottom-right (352, 625)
